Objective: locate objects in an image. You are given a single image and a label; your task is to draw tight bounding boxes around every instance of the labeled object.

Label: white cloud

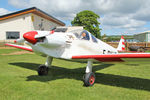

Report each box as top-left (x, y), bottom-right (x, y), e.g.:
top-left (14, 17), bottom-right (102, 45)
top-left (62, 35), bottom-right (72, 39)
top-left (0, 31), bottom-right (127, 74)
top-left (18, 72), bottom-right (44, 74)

top-left (132, 2), bottom-right (150, 21)
top-left (0, 8), bottom-right (11, 16)
top-left (8, 0), bottom-right (29, 8)
top-left (8, 0), bottom-right (148, 19)
top-left (7, 0), bottom-right (150, 34)
top-left (8, 0), bottom-right (82, 20)
top-left (101, 13), bottom-right (146, 29)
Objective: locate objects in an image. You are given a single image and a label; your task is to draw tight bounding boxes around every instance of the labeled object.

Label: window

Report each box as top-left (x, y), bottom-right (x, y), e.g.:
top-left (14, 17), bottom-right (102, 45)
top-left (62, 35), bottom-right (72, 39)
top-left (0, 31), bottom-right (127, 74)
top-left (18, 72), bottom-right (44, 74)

top-left (80, 31), bottom-right (90, 40)
top-left (54, 28), bottom-right (68, 32)
top-left (6, 32), bottom-right (20, 39)
top-left (91, 35), bottom-right (98, 43)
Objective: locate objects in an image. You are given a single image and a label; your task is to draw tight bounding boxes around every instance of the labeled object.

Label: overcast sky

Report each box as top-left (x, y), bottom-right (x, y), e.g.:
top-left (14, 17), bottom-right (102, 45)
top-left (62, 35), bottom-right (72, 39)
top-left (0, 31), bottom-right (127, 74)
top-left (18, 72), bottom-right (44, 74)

top-left (1, 0), bottom-right (150, 35)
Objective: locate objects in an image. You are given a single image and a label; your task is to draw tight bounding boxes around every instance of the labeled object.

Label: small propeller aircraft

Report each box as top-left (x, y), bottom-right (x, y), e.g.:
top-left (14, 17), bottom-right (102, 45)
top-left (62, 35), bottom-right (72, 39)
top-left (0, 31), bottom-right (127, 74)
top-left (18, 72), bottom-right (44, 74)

top-left (5, 27), bottom-right (150, 87)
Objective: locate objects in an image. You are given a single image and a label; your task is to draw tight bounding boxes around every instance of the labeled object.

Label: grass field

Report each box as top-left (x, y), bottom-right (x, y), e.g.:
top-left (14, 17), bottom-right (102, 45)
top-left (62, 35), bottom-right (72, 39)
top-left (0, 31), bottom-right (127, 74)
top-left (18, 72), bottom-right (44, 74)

top-left (1, 48), bottom-right (150, 100)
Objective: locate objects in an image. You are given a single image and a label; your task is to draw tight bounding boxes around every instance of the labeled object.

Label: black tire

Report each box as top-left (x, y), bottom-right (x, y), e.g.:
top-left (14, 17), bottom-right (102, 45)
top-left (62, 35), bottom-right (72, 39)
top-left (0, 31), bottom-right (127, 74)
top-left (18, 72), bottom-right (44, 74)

top-left (38, 65), bottom-right (48, 76)
top-left (83, 72), bottom-right (95, 87)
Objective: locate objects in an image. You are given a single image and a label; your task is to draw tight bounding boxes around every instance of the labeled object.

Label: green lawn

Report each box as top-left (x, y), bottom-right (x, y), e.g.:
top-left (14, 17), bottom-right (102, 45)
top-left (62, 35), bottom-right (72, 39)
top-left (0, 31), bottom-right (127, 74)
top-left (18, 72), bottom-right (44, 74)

top-left (1, 48), bottom-right (150, 100)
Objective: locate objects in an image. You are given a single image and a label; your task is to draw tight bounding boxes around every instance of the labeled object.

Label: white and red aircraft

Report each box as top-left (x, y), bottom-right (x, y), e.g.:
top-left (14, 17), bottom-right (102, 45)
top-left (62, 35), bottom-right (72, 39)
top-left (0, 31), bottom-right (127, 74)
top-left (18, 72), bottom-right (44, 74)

top-left (5, 28), bottom-right (150, 86)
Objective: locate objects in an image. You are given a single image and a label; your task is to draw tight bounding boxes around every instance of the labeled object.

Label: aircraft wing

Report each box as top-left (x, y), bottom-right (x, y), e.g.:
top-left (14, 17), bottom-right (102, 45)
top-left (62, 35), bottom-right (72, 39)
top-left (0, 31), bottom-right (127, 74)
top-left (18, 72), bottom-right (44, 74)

top-left (5, 43), bottom-right (33, 52)
top-left (72, 53), bottom-right (150, 62)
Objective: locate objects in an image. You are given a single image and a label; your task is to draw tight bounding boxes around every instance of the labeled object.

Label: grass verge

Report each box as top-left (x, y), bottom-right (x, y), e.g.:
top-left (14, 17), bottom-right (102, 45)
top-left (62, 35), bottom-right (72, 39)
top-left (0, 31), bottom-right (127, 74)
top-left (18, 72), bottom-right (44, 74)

top-left (0, 48), bottom-right (150, 100)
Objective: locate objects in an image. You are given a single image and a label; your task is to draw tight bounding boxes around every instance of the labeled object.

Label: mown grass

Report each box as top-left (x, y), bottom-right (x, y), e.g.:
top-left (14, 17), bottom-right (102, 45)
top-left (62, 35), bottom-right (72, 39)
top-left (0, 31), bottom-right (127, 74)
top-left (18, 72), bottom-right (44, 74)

top-left (1, 48), bottom-right (150, 100)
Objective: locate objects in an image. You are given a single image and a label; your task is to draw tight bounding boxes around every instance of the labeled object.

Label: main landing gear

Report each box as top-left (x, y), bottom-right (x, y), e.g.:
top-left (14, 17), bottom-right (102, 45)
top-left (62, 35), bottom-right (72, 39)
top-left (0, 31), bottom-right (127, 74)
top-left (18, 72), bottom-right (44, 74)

top-left (83, 72), bottom-right (95, 86)
top-left (38, 56), bottom-right (53, 76)
top-left (83, 60), bottom-right (96, 87)
top-left (37, 57), bottom-right (95, 87)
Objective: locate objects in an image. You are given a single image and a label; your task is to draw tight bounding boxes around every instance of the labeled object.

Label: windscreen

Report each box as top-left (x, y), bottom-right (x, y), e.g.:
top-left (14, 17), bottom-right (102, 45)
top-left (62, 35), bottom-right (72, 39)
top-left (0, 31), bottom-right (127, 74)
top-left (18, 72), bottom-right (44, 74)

top-left (68, 29), bottom-right (90, 41)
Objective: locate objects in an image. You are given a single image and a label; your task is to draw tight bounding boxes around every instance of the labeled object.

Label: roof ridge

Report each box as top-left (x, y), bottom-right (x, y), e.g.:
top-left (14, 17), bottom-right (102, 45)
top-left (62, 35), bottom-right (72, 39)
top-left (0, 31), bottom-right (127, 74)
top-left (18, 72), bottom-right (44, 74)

top-left (0, 7), bottom-right (36, 18)
top-left (0, 7), bottom-right (65, 26)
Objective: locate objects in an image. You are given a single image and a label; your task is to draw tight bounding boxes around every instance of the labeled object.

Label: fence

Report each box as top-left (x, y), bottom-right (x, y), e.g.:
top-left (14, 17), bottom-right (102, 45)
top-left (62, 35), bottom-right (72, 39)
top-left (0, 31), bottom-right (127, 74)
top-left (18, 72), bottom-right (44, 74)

top-left (107, 42), bottom-right (150, 51)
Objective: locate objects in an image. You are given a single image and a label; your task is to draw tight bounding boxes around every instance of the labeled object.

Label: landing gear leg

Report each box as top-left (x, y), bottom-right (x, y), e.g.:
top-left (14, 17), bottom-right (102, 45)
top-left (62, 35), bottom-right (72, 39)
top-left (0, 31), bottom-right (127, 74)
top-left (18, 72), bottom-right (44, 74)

top-left (38, 56), bottom-right (53, 76)
top-left (45, 56), bottom-right (53, 68)
top-left (83, 59), bottom-right (96, 87)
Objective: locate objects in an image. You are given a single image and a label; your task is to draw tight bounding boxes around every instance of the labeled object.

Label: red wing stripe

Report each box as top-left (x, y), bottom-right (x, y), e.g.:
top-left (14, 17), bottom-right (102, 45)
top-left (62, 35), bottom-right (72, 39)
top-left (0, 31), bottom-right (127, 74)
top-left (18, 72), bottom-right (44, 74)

top-left (72, 54), bottom-right (150, 59)
top-left (5, 43), bottom-right (33, 52)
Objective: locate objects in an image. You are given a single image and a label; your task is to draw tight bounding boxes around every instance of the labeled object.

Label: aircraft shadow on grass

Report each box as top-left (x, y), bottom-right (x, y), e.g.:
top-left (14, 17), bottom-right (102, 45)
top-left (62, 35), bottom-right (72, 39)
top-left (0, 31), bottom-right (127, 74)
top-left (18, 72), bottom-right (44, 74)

top-left (9, 62), bottom-right (150, 91)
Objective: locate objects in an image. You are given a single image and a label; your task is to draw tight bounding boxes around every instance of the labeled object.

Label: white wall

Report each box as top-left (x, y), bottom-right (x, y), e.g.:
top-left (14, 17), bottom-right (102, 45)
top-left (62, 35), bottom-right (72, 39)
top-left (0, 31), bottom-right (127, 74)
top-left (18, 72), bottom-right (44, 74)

top-left (32, 14), bottom-right (60, 31)
top-left (0, 13), bottom-right (32, 41)
top-left (0, 13), bottom-right (63, 41)
top-left (147, 32), bottom-right (150, 42)
top-left (134, 33), bottom-right (146, 42)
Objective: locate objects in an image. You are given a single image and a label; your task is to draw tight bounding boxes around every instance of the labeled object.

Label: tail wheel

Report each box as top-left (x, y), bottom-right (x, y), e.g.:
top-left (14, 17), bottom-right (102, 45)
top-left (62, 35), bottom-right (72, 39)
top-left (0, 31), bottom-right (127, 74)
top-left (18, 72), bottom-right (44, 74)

top-left (83, 72), bottom-right (95, 87)
top-left (38, 65), bottom-right (48, 76)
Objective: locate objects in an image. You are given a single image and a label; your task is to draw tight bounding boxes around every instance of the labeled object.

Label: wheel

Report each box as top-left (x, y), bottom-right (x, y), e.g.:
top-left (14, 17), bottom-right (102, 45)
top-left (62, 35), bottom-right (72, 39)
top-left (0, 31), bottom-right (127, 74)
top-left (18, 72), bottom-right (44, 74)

top-left (83, 72), bottom-right (95, 87)
top-left (38, 65), bottom-right (48, 76)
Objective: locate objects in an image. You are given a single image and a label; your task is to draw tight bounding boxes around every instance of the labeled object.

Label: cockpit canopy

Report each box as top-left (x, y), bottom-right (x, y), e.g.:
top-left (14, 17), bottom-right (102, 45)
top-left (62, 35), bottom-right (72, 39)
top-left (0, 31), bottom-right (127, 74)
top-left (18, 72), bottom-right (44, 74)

top-left (70, 29), bottom-right (98, 43)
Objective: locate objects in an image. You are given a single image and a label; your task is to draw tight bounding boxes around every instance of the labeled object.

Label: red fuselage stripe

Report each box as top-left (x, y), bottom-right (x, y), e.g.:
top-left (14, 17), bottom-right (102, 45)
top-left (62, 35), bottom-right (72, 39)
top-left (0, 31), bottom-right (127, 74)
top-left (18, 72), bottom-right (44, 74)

top-left (72, 54), bottom-right (150, 59)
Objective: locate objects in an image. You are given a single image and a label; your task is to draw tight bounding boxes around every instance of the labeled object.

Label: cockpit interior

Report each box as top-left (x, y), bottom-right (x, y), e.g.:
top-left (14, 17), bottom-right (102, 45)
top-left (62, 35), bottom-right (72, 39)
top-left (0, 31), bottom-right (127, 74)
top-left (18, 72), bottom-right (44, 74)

top-left (70, 29), bottom-right (98, 43)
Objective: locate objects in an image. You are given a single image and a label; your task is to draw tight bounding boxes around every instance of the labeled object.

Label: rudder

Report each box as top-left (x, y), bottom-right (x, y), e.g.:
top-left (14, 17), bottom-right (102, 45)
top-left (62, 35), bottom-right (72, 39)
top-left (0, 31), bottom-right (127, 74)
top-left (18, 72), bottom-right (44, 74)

top-left (117, 36), bottom-right (125, 51)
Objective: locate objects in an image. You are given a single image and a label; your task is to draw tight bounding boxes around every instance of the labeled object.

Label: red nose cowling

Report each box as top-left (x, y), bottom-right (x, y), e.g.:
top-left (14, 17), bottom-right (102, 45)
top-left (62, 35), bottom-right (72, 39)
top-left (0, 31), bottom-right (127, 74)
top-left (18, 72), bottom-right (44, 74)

top-left (23, 31), bottom-right (38, 44)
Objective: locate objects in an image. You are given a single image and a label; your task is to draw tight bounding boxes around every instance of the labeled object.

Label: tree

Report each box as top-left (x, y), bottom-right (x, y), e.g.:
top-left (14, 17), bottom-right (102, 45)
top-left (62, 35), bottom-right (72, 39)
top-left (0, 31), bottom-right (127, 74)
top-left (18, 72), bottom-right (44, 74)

top-left (71, 10), bottom-right (101, 39)
top-left (102, 34), bottom-right (108, 42)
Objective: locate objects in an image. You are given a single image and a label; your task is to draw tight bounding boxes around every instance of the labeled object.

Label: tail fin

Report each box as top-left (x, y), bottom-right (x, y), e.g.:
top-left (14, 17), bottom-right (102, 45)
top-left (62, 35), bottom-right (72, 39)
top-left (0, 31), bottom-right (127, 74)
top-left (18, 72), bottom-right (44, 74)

top-left (117, 36), bottom-right (125, 51)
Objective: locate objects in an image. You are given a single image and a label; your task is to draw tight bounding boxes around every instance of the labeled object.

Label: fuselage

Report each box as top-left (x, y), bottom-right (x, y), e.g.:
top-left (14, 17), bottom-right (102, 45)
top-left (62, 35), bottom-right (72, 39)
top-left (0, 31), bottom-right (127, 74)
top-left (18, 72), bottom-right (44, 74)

top-left (25, 29), bottom-right (118, 59)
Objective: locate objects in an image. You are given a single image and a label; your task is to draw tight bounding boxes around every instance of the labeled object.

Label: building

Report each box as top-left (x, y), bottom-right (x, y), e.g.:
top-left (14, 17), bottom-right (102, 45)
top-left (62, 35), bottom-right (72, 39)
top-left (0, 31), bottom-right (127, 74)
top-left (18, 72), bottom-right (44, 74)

top-left (134, 31), bottom-right (150, 42)
top-left (0, 7), bottom-right (65, 42)
top-left (103, 35), bottom-right (134, 42)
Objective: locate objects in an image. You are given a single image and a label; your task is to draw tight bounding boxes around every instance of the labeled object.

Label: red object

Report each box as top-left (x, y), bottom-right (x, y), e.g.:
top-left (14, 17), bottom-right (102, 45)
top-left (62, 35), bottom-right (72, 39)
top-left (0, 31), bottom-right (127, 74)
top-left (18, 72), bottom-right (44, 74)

top-left (122, 42), bottom-right (125, 45)
top-left (89, 75), bottom-right (95, 85)
top-left (72, 53), bottom-right (150, 62)
top-left (23, 31), bottom-right (38, 44)
top-left (14, 40), bottom-right (17, 43)
top-left (50, 30), bottom-right (54, 34)
top-left (95, 58), bottom-right (123, 62)
top-left (122, 47), bottom-right (125, 50)
top-left (121, 36), bottom-right (125, 51)
top-left (5, 43), bottom-right (33, 52)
